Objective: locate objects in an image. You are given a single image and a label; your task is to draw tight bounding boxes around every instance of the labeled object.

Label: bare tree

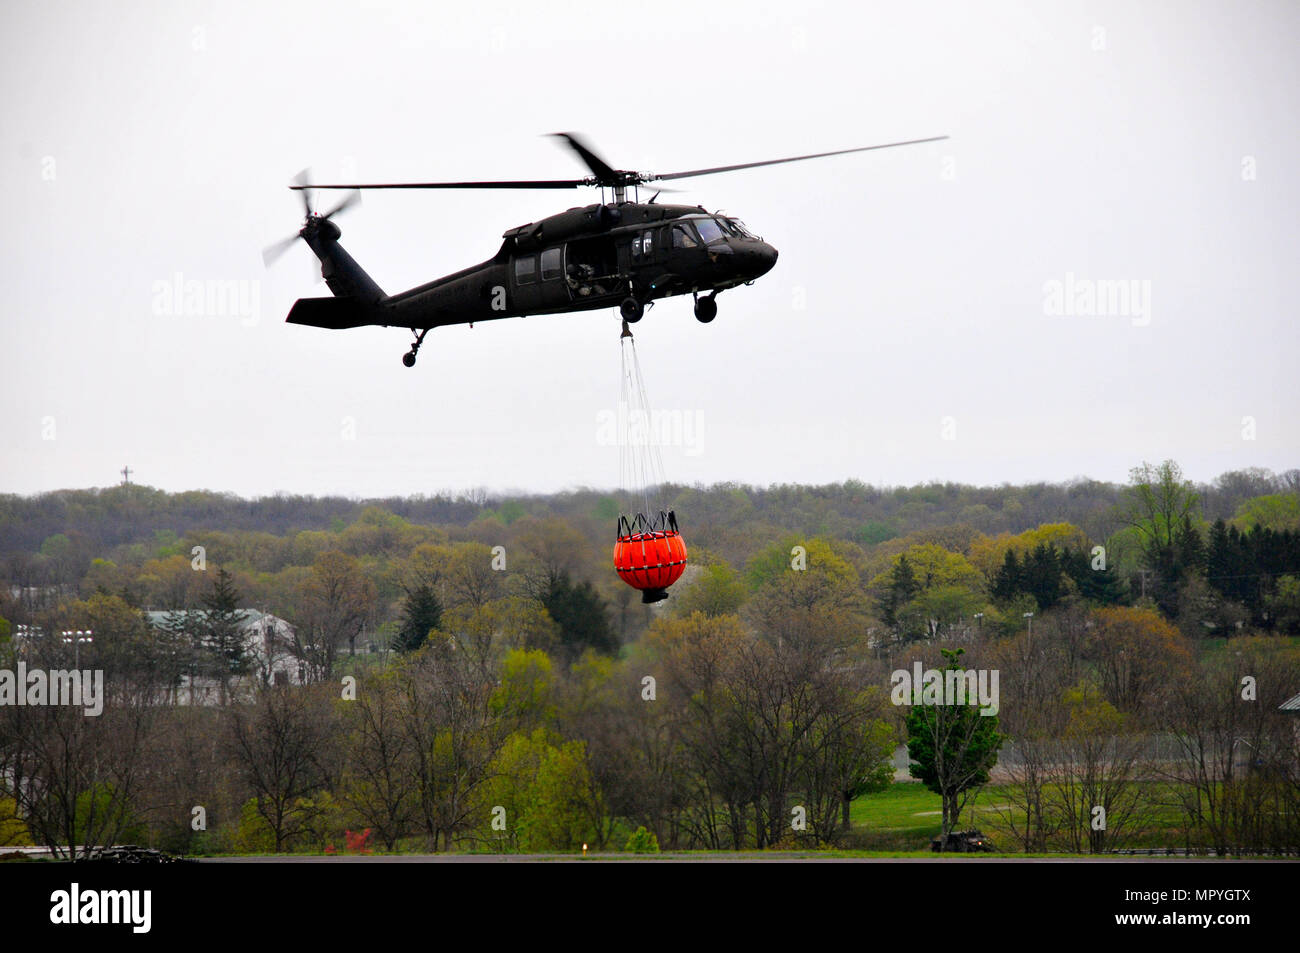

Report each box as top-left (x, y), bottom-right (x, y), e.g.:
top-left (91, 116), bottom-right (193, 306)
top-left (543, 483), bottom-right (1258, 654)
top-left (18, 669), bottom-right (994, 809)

top-left (340, 669), bottom-right (417, 851)
top-left (989, 630), bottom-right (1069, 852)
top-left (4, 634), bottom-right (158, 859)
top-left (398, 643), bottom-right (502, 851)
top-left (1047, 681), bottom-right (1148, 853)
top-left (292, 551), bottom-right (375, 681)
top-left (1162, 636), bottom-right (1300, 854)
top-left (225, 684), bottom-right (333, 852)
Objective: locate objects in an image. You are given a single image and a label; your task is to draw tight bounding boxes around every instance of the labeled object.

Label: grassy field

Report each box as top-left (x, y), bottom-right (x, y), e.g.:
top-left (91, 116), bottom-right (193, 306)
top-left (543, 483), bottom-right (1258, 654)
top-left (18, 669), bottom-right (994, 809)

top-left (848, 782), bottom-right (999, 850)
top-left (847, 781), bottom-right (1204, 853)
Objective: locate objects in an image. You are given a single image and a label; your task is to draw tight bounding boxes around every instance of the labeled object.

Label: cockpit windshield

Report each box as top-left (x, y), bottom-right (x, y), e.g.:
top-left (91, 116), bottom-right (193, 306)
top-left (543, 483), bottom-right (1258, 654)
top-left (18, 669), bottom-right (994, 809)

top-left (693, 218), bottom-right (727, 244)
top-left (726, 219), bottom-right (755, 238)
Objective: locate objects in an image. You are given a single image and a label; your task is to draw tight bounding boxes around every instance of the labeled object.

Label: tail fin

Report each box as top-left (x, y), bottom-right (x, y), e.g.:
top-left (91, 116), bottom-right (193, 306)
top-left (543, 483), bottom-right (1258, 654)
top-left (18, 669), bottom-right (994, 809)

top-left (301, 223), bottom-right (386, 305)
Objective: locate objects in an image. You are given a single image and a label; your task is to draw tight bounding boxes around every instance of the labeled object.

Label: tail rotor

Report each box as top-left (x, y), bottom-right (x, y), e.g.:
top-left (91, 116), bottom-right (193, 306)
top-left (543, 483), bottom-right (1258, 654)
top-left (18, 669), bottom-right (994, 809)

top-left (262, 168), bottom-right (361, 269)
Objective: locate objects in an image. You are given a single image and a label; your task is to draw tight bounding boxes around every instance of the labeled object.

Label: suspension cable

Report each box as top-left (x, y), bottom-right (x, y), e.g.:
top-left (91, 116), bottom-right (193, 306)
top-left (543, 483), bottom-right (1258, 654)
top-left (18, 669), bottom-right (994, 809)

top-left (618, 323), bottom-right (668, 519)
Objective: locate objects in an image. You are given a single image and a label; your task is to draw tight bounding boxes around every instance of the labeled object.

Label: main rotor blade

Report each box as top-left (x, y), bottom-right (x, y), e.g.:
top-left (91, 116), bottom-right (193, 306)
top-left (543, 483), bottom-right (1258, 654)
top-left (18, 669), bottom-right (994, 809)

top-left (291, 168), bottom-right (314, 216)
top-left (549, 132), bottom-right (620, 184)
top-left (261, 233), bottom-right (301, 267)
top-left (321, 190), bottom-right (361, 219)
top-left (291, 179), bottom-right (590, 191)
top-left (648, 136), bottom-right (949, 182)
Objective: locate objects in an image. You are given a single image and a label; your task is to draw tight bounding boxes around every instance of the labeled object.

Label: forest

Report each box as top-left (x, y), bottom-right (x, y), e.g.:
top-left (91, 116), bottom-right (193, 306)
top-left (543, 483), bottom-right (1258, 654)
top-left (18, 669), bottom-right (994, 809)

top-left (1, 460), bottom-right (1298, 856)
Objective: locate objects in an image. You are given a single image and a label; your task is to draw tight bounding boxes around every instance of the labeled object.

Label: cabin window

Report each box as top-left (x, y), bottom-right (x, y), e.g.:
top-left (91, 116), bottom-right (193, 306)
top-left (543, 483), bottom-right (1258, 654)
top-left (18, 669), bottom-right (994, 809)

top-left (727, 218), bottom-right (755, 238)
top-left (632, 236), bottom-right (642, 257)
top-left (671, 224), bottom-right (698, 249)
top-left (514, 255), bottom-right (536, 285)
top-left (540, 247), bottom-right (563, 281)
top-left (694, 218), bottom-right (727, 245)
top-left (642, 230), bottom-right (653, 255)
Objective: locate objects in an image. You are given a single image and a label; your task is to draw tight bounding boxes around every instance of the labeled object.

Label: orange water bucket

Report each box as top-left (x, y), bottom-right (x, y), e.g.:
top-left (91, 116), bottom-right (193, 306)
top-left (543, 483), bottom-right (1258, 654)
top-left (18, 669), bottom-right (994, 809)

top-left (613, 511), bottom-right (688, 603)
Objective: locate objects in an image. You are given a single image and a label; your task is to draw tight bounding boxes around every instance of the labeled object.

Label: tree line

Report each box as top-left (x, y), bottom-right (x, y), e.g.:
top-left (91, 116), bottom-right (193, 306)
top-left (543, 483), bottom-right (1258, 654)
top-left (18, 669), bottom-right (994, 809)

top-left (1, 460), bottom-right (1297, 855)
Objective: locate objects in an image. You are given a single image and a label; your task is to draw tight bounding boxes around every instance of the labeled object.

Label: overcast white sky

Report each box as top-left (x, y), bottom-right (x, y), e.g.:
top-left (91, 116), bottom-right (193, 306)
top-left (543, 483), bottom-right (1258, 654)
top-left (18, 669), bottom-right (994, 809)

top-left (2, 0), bottom-right (1296, 500)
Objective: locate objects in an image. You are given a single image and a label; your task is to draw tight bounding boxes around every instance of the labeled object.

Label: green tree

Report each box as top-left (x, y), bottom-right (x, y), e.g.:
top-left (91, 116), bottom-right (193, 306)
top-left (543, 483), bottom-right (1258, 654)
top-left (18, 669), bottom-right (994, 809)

top-left (0, 795), bottom-right (31, 846)
top-left (1119, 460), bottom-right (1203, 618)
top-left (201, 567), bottom-right (249, 704)
top-left (905, 649), bottom-right (1004, 848)
top-left (491, 648), bottom-right (557, 729)
top-left (396, 584), bottom-right (442, 653)
top-left (878, 553), bottom-right (920, 629)
top-left (914, 585), bottom-right (985, 640)
top-left (537, 571), bottom-right (617, 656)
top-left (991, 549), bottom-right (1023, 604)
top-left (482, 729), bottom-right (605, 852)
top-left (1064, 548), bottom-right (1128, 605)
top-left (675, 562), bottom-right (747, 618)
top-left (1235, 493), bottom-right (1300, 532)
top-left (624, 825), bottom-right (660, 853)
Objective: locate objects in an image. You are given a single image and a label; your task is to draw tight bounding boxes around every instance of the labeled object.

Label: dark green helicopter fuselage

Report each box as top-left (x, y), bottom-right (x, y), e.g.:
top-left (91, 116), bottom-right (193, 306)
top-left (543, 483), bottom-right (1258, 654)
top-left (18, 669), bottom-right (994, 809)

top-left (288, 201), bottom-right (777, 339)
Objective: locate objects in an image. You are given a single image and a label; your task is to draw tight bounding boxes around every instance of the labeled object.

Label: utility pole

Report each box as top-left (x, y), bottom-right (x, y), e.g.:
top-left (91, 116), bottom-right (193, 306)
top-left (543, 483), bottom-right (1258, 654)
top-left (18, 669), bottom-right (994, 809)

top-left (121, 465), bottom-right (133, 486)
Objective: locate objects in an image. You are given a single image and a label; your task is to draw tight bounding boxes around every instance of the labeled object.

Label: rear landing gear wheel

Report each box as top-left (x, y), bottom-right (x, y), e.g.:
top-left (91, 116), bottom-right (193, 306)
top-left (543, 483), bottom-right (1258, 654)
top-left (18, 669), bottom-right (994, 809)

top-left (620, 297), bottom-right (643, 323)
top-left (694, 294), bottom-right (717, 323)
top-left (403, 327), bottom-right (431, 368)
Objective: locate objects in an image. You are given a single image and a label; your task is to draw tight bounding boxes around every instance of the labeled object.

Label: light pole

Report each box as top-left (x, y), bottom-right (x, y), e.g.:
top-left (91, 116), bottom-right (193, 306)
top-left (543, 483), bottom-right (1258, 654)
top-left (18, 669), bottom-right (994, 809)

top-left (1229, 737), bottom-right (1256, 780)
top-left (1023, 611), bottom-right (1034, 640)
top-left (61, 629), bottom-right (93, 668)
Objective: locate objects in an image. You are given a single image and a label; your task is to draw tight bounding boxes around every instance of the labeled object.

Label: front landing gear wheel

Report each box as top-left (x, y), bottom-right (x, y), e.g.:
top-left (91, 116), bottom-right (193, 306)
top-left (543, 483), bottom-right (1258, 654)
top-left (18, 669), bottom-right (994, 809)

top-left (694, 295), bottom-right (717, 323)
top-left (403, 327), bottom-right (431, 368)
top-left (620, 297), bottom-right (644, 323)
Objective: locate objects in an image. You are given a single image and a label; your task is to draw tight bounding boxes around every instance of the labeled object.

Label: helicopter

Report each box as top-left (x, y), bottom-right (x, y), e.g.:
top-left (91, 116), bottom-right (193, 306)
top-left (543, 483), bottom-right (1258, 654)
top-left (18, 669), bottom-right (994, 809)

top-left (263, 133), bottom-right (947, 367)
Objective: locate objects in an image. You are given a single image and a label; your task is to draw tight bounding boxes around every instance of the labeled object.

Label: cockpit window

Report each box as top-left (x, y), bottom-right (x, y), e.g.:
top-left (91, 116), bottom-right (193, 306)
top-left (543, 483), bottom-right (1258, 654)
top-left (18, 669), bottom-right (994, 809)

top-left (726, 219), bottom-right (754, 238)
top-left (672, 224), bottom-right (699, 249)
top-left (694, 218), bottom-right (727, 244)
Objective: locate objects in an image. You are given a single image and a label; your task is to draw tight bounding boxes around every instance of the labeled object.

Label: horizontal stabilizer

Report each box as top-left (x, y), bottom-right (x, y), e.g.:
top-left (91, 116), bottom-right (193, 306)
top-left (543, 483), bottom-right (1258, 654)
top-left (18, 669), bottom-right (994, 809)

top-left (286, 297), bottom-right (376, 330)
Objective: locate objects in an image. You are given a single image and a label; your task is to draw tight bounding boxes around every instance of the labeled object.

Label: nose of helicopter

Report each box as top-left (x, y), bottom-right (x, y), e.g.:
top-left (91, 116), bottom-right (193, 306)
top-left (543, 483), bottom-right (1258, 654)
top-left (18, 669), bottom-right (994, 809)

top-left (742, 241), bottom-right (778, 279)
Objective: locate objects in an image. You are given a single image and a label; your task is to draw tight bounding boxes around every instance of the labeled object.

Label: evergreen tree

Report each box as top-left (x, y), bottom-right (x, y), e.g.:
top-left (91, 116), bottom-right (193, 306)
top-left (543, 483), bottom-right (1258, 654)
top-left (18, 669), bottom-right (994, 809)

top-left (1206, 519), bottom-right (1234, 599)
top-left (1023, 543), bottom-right (1064, 610)
top-left (1065, 548), bottom-right (1127, 605)
top-left (991, 549), bottom-right (1023, 605)
top-left (1223, 525), bottom-right (1251, 605)
top-left (201, 567), bottom-right (248, 704)
top-left (1176, 515), bottom-right (1207, 575)
top-left (538, 570), bottom-right (617, 656)
top-left (905, 649), bottom-right (1004, 848)
top-left (396, 584), bottom-right (443, 653)
top-left (880, 554), bottom-right (921, 628)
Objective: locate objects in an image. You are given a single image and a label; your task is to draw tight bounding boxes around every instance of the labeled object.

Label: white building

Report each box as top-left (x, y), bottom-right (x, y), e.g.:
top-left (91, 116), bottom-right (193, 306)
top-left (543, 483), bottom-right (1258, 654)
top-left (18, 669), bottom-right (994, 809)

top-left (144, 609), bottom-right (304, 704)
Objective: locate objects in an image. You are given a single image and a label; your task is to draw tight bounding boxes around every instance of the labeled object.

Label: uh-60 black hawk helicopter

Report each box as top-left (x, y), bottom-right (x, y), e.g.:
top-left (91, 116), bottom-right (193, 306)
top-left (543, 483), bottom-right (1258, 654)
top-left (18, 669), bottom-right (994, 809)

top-left (263, 133), bottom-right (947, 367)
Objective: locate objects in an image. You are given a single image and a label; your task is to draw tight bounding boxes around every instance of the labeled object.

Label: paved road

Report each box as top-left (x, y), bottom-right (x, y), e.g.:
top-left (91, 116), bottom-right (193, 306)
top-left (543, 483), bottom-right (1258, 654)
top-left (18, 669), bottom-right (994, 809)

top-left (202, 852), bottom-right (1291, 863)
